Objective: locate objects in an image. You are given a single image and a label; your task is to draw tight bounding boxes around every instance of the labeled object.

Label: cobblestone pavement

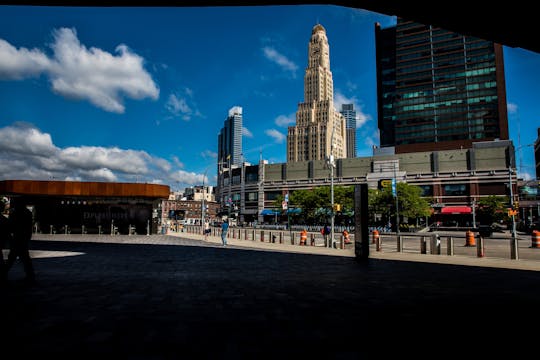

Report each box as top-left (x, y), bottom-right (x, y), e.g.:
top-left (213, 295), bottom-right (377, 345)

top-left (2, 234), bottom-right (540, 358)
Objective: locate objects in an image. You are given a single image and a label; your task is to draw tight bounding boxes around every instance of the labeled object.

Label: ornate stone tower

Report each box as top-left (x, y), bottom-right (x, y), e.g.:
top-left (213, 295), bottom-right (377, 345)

top-left (287, 24), bottom-right (346, 163)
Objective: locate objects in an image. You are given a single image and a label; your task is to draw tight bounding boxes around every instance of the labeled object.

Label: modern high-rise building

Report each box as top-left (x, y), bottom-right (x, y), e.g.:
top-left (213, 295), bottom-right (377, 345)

top-left (217, 106), bottom-right (243, 167)
top-left (340, 103), bottom-right (357, 158)
top-left (375, 18), bottom-right (509, 154)
top-left (287, 24), bottom-right (346, 162)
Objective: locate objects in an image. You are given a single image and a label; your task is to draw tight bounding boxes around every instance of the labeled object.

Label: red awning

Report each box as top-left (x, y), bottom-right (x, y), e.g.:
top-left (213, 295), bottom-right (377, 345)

top-left (441, 206), bottom-right (472, 214)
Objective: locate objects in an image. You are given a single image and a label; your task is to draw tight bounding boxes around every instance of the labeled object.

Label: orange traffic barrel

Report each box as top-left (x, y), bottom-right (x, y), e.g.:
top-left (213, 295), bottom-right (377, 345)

top-left (465, 230), bottom-right (476, 246)
top-left (372, 229), bottom-right (380, 244)
top-left (532, 230), bottom-right (540, 248)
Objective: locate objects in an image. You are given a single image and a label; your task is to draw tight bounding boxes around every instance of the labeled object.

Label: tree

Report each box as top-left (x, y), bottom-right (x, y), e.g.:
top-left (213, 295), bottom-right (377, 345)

top-left (369, 182), bottom-right (432, 230)
top-left (279, 186), bottom-right (354, 225)
top-left (476, 195), bottom-right (509, 225)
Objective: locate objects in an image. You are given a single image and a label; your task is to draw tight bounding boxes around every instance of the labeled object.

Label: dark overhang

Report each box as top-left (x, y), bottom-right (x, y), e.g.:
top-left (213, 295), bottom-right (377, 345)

top-left (5, 1), bottom-right (537, 54)
top-left (0, 180), bottom-right (170, 199)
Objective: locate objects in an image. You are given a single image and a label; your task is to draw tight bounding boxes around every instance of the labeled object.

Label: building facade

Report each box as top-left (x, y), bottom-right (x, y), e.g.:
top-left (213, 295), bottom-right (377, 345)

top-left (0, 180), bottom-right (170, 235)
top-left (287, 24), bottom-right (347, 162)
top-left (375, 18), bottom-right (509, 154)
top-left (218, 106), bottom-right (243, 168)
top-left (341, 103), bottom-right (357, 158)
top-left (217, 139), bottom-right (518, 227)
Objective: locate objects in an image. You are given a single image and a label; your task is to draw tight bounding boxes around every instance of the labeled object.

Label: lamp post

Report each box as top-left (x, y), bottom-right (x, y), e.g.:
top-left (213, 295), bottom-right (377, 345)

top-left (471, 199), bottom-right (477, 228)
top-left (326, 123), bottom-right (336, 249)
top-left (509, 167), bottom-right (519, 260)
top-left (393, 163), bottom-right (400, 237)
top-left (201, 167), bottom-right (209, 233)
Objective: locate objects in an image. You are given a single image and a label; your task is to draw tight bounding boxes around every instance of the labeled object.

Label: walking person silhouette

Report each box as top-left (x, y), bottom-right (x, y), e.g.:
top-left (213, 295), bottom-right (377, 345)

top-left (0, 199), bottom-right (11, 283)
top-left (5, 199), bottom-right (35, 284)
top-left (221, 220), bottom-right (229, 246)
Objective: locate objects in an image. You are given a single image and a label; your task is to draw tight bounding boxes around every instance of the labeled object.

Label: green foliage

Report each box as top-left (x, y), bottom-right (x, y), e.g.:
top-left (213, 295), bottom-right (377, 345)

top-left (368, 182), bottom-right (432, 226)
top-left (287, 186), bottom-right (354, 224)
top-left (476, 195), bottom-right (509, 224)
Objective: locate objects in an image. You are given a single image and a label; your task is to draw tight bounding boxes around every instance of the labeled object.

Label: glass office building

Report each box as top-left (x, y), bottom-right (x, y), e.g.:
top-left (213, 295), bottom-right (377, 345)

top-left (375, 18), bottom-right (509, 154)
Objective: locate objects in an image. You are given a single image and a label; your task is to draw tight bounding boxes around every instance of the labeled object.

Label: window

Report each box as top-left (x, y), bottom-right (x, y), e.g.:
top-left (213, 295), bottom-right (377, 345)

top-left (443, 184), bottom-right (468, 196)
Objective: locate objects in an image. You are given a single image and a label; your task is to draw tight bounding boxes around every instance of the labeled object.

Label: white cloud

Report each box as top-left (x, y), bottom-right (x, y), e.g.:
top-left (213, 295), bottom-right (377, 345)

top-left (0, 122), bottom-right (57, 156)
top-left (262, 46), bottom-right (298, 76)
top-left (0, 39), bottom-right (51, 79)
top-left (0, 124), bottom-right (208, 189)
top-left (334, 91), bottom-right (372, 128)
top-left (507, 102), bottom-right (518, 114)
top-left (242, 127), bottom-right (253, 138)
top-left (165, 88), bottom-right (202, 121)
top-left (265, 128), bottom-right (286, 143)
top-left (0, 27), bottom-right (159, 113)
top-left (201, 150), bottom-right (217, 160)
top-left (275, 113), bottom-right (296, 127)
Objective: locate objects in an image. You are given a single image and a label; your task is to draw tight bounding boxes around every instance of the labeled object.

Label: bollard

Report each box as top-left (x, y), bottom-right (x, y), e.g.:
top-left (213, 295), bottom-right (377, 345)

top-left (310, 233), bottom-right (315, 246)
top-left (465, 230), bottom-right (476, 246)
top-left (531, 230), bottom-right (540, 248)
top-left (65, 225), bottom-right (68, 235)
top-left (397, 235), bottom-right (403, 252)
top-left (477, 234), bottom-right (485, 257)
top-left (447, 236), bottom-right (454, 256)
top-left (420, 236), bottom-right (427, 254)
top-left (280, 232), bottom-right (283, 244)
top-left (260, 230), bottom-right (264, 242)
top-left (50, 224), bottom-right (53, 235)
top-left (376, 234), bottom-right (382, 251)
top-left (430, 233), bottom-right (441, 255)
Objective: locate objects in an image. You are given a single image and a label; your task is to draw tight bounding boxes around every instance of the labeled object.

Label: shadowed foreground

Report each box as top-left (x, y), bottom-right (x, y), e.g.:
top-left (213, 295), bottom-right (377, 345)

top-left (2, 236), bottom-right (539, 358)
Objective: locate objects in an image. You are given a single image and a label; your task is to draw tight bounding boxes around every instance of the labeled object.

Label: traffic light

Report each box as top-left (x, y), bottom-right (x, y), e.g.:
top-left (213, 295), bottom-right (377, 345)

top-left (333, 204), bottom-right (341, 212)
top-left (514, 201), bottom-right (519, 209)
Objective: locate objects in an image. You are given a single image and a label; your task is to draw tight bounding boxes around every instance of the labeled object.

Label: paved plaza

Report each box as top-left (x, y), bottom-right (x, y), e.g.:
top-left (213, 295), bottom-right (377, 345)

top-left (2, 233), bottom-right (540, 358)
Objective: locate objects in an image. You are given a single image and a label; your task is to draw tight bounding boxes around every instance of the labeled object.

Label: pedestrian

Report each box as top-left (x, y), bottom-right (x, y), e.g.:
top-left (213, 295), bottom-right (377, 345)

top-left (0, 199), bottom-right (11, 283)
top-left (5, 200), bottom-right (35, 284)
top-left (322, 224), bottom-right (331, 246)
top-left (204, 219), bottom-right (210, 240)
top-left (221, 220), bottom-right (229, 246)
top-left (342, 229), bottom-right (351, 244)
top-left (300, 228), bottom-right (308, 245)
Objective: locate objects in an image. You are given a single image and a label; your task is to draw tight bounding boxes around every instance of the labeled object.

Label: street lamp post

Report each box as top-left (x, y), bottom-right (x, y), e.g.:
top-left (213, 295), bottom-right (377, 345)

top-left (330, 154), bottom-right (335, 248)
top-left (509, 167), bottom-right (519, 260)
top-left (201, 167), bottom-right (209, 233)
top-left (393, 163), bottom-right (400, 237)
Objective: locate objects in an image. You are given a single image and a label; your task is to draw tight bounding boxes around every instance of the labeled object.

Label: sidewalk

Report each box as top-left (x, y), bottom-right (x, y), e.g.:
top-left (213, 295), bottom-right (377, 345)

top-left (169, 230), bottom-right (540, 272)
top-left (3, 233), bottom-right (540, 358)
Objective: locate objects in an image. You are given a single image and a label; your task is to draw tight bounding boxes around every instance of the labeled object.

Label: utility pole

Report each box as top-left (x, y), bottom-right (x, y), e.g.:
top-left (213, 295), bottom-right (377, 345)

top-left (509, 167), bottom-right (519, 260)
top-left (472, 199), bottom-right (476, 228)
top-left (327, 122), bottom-right (336, 249)
top-left (393, 162), bottom-right (400, 237)
top-left (201, 167), bottom-right (209, 232)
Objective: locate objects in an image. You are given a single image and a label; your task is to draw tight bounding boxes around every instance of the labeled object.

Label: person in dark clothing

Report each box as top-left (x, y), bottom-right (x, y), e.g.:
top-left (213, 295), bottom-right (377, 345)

top-left (0, 200), bottom-right (11, 283)
top-left (5, 200), bottom-right (35, 283)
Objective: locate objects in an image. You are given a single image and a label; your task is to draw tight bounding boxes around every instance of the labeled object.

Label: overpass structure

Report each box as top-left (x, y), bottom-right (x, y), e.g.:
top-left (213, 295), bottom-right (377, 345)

top-left (10, 1), bottom-right (537, 54)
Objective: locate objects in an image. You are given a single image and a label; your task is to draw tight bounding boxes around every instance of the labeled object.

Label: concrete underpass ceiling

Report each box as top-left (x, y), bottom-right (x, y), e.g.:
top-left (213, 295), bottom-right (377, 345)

top-left (16, 1), bottom-right (535, 55)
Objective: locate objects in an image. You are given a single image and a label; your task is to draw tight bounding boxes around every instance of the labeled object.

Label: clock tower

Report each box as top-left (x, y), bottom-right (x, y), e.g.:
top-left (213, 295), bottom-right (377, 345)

top-left (287, 24), bottom-right (347, 162)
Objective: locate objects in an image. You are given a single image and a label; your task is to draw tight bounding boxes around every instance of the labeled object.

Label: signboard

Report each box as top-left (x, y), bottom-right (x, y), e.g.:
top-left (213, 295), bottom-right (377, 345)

top-left (378, 179), bottom-right (392, 190)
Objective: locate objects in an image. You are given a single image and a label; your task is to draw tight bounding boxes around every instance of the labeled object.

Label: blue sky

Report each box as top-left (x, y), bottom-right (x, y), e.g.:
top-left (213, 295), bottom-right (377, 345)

top-left (0, 5), bottom-right (538, 191)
